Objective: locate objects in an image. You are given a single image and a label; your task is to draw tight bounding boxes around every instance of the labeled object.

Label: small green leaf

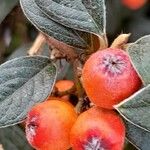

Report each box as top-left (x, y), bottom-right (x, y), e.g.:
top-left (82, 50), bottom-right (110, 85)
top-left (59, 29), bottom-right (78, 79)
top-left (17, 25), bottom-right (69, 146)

top-left (0, 125), bottom-right (33, 150)
top-left (0, 0), bottom-right (18, 24)
top-left (20, 0), bottom-right (90, 49)
top-left (115, 85), bottom-right (150, 132)
top-left (127, 35), bottom-right (150, 86)
top-left (35, 0), bottom-right (106, 34)
top-left (125, 120), bottom-right (150, 150)
top-left (0, 56), bottom-right (57, 127)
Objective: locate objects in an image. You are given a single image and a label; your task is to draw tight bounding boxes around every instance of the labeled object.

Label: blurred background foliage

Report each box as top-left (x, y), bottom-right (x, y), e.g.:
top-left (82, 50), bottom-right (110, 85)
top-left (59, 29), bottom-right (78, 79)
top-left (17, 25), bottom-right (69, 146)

top-left (0, 0), bottom-right (149, 149)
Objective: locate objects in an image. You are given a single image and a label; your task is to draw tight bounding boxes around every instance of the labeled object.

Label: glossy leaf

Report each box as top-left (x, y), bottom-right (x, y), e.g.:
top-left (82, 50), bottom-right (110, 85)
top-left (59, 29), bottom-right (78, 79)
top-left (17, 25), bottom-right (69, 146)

top-left (0, 56), bottom-right (57, 127)
top-left (125, 120), bottom-right (150, 150)
top-left (20, 0), bottom-right (90, 49)
top-left (127, 35), bottom-right (150, 86)
top-left (0, 125), bottom-right (33, 150)
top-left (35, 0), bottom-right (106, 34)
top-left (115, 84), bottom-right (150, 132)
top-left (0, 0), bottom-right (18, 24)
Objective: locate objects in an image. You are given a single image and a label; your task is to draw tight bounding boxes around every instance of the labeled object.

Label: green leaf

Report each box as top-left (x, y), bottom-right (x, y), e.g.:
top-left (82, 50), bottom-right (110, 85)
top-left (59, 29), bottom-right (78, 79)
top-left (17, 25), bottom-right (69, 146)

top-left (115, 85), bottom-right (150, 132)
top-left (20, 0), bottom-right (90, 49)
top-left (35, 0), bottom-right (106, 35)
top-left (127, 35), bottom-right (150, 86)
top-left (0, 56), bottom-right (57, 127)
top-left (125, 120), bottom-right (150, 150)
top-left (0, 0), bottom-right (18, 24)
top-left (7, 43), bottom-right (70, 81)
top-left (0, 125), bottom-right (33, 150)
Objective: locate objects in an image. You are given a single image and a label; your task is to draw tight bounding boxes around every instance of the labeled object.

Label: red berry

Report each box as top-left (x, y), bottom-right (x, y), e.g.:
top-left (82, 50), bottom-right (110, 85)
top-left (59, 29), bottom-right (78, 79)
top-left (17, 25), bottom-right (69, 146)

top-left (26, 100), bottom-right (77, 150)
top-left (70, 107), bottom-right (125, 150)
top-left (82, 48), bottom-right (142, 109)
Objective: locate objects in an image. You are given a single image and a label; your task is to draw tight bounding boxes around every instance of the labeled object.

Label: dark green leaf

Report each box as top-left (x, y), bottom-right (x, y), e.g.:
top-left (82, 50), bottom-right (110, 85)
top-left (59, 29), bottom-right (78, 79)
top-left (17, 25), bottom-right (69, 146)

top-left (127, 35), bottom-right (150, 86)
top-left (7, 44), bottom-right (70, 80)
top-left (0, 56), bottom-right (57, 127)
top-left (0, 125), bottom-right (33, 150)
top-left (115, 85), bottom-right (150, 132)
top-left (125, 120), bottom-right (150, 150)
top-left (0, 0), bottom-right (18, 24)
top-left (35, 0), bottom-right (106, 34)
top-left (20, 0), bottom-right (90, 49)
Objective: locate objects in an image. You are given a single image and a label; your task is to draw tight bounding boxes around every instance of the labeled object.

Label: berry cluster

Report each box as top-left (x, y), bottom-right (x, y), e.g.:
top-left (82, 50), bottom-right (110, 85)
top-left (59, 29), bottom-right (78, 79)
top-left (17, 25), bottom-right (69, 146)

top-left (25, 48), bottom-right (142, 150)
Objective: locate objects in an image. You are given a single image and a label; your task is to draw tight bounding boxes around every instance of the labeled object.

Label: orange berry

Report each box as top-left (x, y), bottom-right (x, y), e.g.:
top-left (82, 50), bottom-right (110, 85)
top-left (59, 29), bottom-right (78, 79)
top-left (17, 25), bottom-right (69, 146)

top-left (70, 107), bottom-right (125, 150)
top-left (122, 0), bottom-right (147, 10)
top-left (55, 80), bottom-right (74, 92)
top-left (26, 100), bottom-right (77, 150)
top-left (82, 48), bottom-right (142, 109)
top-left (55, 80), bottom-right (75, 101)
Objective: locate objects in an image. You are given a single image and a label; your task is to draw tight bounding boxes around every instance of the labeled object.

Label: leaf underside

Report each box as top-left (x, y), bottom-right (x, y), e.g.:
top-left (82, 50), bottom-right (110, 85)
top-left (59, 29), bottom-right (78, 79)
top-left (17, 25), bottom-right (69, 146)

top-left (125, 120), bottom-right (150, 150)
top-left (0, 56), bottom-right (56, 128)
top-left (115, 84), bottom-right (150, 132)
top-left (127, 35), bottom-right (150, 86)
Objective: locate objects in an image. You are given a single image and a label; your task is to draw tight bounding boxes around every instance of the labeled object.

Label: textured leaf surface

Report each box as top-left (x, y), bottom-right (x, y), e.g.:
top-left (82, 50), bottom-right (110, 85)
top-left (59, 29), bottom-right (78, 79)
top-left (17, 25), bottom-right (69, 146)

top-left (115, 85), bottom-right (150, 132)
top-left (0, 125), bottom-right (33, 150)
top-left (35, 0), bottom-right (106, 34)
top-left (127, 35), bottom-right (150, 85)
top-left (125, 120), bottom-right (150, 150)
top-left (20, 0), bottom-right (90, 49)
top-left (0, 0), bottom-right (18, 24)
top-left (7, 44), bottom-right (70, 80)
top-left (0, 56), bottom-right (56, 127)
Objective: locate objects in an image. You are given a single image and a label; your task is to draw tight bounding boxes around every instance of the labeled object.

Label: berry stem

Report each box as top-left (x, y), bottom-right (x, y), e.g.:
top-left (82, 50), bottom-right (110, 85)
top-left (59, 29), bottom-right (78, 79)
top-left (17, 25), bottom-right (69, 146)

top-left (0, 144), bottom-right (4, 150)
top-left (73, 59), bottom-right (85, 114)
top-left (101, 34), bottom-right (109, 50)
top-left (28, 32), bottom-right (46, 55)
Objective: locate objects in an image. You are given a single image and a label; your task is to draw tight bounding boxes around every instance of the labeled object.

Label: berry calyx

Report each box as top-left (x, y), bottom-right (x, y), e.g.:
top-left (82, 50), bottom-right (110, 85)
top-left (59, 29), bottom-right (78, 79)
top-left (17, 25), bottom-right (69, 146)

top-left (70, 107), bottom-right (125, 150)
top-left (82, 48), bottom-right (142, 109)
top-left (26, 100), bottom-right (77, 150)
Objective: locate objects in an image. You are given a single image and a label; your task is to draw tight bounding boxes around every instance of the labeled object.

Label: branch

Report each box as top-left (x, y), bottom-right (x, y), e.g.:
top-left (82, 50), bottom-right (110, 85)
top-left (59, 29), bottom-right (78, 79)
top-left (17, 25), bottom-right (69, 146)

top-left (28, 33), bottom-right (46, 55)
top-left (46, 36), bottom-right (77, 61)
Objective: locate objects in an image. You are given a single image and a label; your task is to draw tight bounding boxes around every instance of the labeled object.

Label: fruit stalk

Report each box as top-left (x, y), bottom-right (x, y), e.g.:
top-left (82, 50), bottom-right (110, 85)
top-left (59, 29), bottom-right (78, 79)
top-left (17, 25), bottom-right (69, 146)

top-left (28, 33), bottom-right (46, 56)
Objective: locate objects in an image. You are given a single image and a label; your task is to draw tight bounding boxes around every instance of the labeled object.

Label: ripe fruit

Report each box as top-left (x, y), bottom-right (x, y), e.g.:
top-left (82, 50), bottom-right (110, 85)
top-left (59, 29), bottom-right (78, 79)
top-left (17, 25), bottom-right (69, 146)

top-left (55, 80), bottom-right (74, 93)
top-left (82, 48), bottom-right (142, 109)
top-left (55, 80), bottom-right (75, 101)
top-left (70, 107), bottom-right (125, 150)
top-left (122, 0), bottom-right (147, 10)
top-left (26, 100), bottom-right (77, 150)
